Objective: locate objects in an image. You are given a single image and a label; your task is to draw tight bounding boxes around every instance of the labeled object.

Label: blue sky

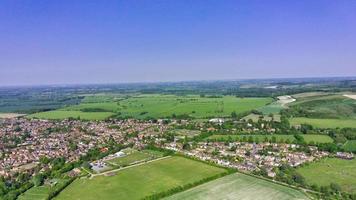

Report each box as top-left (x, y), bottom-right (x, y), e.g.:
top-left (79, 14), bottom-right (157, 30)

top-left (1, 0), bottom-right (356, 86)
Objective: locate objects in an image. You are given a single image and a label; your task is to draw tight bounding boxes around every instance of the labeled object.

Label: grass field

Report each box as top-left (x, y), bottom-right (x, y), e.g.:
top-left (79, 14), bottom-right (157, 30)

top-left (242, 113), bottom-right (281, 122)
top-left (28, 110), bottom-right (115, 120)
top-left (206, 134), bottom-right (333, 144)
top-left (29, 95), bottom-right (272, 120)
top-left (18, 186), bottom-right (50, 200)
top-left (301, 135), bottom-right (334, 144)
top-left (207, 134), bottom-right (297, 143)
top-left (343, 140), bottom-right (356, 152)
top-left (164, 173), bottom-right (309, 200)
top-left (55, 156), bottom-right (227, 200)
top-left (290, 94), bottom-right (356, 119)
top-left (106, 150), bottom-right (163, 167)
top-left (290, 117), bottom-right (356, 128)
top-left (297, 158), bottom-right (356, 193)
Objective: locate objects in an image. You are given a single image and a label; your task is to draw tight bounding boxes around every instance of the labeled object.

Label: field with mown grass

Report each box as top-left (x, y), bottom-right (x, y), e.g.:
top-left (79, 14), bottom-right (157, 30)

top-left (55, 156), bottom-right (227, 200)
top-left (343, 140), bottom-right (356, 152)
top-left (164, 173), bottom-right (309, 200)
top-left (206, 134), bottom-right (333, 144)
top-left (290, 117), bottom-right (356, 129)
top-left (297, 158), bottom-right (356, 194)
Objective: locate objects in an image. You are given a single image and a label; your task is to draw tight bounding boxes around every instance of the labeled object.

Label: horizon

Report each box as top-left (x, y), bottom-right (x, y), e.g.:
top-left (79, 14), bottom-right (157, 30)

top-left (1, 0), bottom-right (356, 86)
top-left (1, 75), bottom-right (355, 88)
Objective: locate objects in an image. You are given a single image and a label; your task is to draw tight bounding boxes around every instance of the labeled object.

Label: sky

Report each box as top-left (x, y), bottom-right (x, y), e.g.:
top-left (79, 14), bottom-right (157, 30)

top-left (1, 0), bottom-right (356, 86)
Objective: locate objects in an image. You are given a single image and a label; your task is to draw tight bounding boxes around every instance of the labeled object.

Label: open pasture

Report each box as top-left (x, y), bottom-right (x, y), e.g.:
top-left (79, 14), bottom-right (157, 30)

top-left (297, 158), bottom-right (356, 194)
top-left (18, 186), bottom-right (50, 200)
top-left (207, 134), bottom-right (296, 143)
top-left (301, 135), bottom-right (334, 144)
top-left (30, 95), bottom-right (272, 120)
top-left (343, 140), bottom-right (356, 152)
top-left (55, 156), bottom-right (227, 200)
top-left (28, 110), bottom-right (114, 120)
top-left (207, 134), bottom-right (333, 144)
top-left (164, 173), bottom-right (309, 200)
top-left (290, 117), bottom-right (356, 129)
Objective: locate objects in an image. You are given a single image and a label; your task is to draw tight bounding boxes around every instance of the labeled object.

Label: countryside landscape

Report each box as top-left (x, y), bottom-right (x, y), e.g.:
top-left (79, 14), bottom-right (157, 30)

top-left (1, 0), bottom-right (356, 199)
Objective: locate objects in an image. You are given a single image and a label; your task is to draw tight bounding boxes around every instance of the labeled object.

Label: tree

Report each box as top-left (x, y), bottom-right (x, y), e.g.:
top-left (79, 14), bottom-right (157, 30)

top-left (231, 111), bottom-right (237, 118)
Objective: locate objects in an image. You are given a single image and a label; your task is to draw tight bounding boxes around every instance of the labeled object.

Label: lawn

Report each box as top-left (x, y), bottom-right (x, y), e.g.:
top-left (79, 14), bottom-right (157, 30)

top-left (297, 158), bottom-right (356, 194)
top-left (55, 156), bottom-right (227, 200)
top-left (27, 110), bottom-right (114, 120)
top-left (290, 117), bottom-right (356, 129)
top-left (164, 173), bottom-right (309, 200)
top-left (343, 140), bottom-right (356, 152)
top-left (30, 95), bottom-right (272, 120)
top-left (18, 186), bottom-right (50, 200)
top-left (105, 151), bottom-right (160, 167)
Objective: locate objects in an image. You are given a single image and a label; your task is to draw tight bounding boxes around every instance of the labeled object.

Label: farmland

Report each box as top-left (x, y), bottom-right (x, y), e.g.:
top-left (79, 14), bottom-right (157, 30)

top-left (29, 95), bottom-right (272, 120)
top-left (290, 117), bottom-right (356, 129)
top-left (55, 156), bottom-right (227, 200)
top-left (343, 140), bottom-right (356, 152)
top-left (206, 134), bottom-right (333, 144)
top-left (297, 158), bottom-right (356, 194)
top-left (164, 173), bottom-right (309, 200)
top-left (28, 110), bottom-right (115, 120)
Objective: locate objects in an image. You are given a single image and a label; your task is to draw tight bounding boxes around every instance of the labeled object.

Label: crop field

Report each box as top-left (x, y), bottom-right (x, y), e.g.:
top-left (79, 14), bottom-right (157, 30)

top-left (55, 156), bottom-right (227, 200)
top-left (106, 150), bottom-right (162, 167)
top-left (290, 117), bottom-right (356, 129)
top-left (29, 95), bottom-right (272, 120)
top-left (297, 158), bottom-right (356, 194)
top-left (17, 186), bottom-right (50, 200)
top-left (164, 173), bottom-right (309, 200)
top-left (27, 110), bottom-right (115, 120)
top-left (343, 140), bottom-right (356, 152)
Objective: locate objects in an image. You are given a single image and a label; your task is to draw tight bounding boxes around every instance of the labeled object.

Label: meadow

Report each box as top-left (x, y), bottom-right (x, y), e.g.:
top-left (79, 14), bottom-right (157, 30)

top-left (343, 140), bottom-right (356, 152)
top-left (28, 110), bottom-right (115, 120)
top-left (206, 134), bottom-right (333, 144)
top-left (290, 117), bottom-right (356, 129)
top-left (17, 186), bottom-right (50, 200)
top-left (29, 95), bottom-right (272, 120)
top-left (297, 158), bottom-right (356, 194)
top-left (55, 156), bottom-right (227, 200)
top-left (164, 173), bottom-right (309, 200)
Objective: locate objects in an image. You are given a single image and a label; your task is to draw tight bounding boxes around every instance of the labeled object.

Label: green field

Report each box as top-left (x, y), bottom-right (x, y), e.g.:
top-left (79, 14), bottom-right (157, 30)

top-left (207, 134), bottom-right (333, 144)
top-left (290, 94), bottom-right (356, 119)
top-left (258, 102), bottom-right (284, 115)
top-left (18, 186), bottom-right (50, 200)
top-left (301, 135), bottom-right (334, 144)
top-left (55, 156), bottom-right (227, 200)
top-left (297, 158), bottom-right (356, 193)
top-left (207, 134), bottom-right (296, 143)
top-left (242, 113), bottom-right (281, 122)
top-left (106, 150), bottom-right (162, 167)
top-left (290, 117), bottom-right (356, 129)
top-left (29, 95), bottom-right (272, 120)
top-left (28, 110), bottom-right (114, 120)
top-left (343, 140), bottom-right (356, 152)
top-left (164, 173), bottom-right (309, 200)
